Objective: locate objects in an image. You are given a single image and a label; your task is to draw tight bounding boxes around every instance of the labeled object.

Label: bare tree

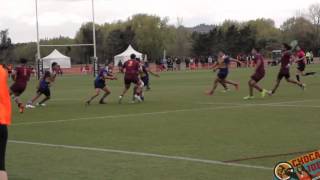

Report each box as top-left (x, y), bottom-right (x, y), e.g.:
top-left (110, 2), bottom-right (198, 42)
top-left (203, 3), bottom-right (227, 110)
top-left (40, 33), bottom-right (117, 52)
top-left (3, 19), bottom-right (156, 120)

top-left (308, 3), bottom-right (320, 53)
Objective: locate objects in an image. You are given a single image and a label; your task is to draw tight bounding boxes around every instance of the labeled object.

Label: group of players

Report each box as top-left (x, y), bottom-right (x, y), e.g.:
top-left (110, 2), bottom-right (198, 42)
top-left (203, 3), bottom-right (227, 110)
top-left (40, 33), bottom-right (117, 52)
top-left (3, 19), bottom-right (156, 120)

top-left (207, 43), bottom-right (316, 99)
top-left (85, 54), bottom-right (160, 106)
top-left (9, 59), bottom-right (59, 113)
top-left (8, 54), bottom-right (160, 113)
top-left (7, 43), bottom-right (317, 114)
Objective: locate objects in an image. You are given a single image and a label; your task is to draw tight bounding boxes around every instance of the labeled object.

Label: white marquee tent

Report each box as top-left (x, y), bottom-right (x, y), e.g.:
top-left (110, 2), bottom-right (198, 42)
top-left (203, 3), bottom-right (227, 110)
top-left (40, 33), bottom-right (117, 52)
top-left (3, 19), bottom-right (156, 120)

top-left (42, 49), bottom-right (71, 69)
top-left (114, 45), bottom-right (143, 65)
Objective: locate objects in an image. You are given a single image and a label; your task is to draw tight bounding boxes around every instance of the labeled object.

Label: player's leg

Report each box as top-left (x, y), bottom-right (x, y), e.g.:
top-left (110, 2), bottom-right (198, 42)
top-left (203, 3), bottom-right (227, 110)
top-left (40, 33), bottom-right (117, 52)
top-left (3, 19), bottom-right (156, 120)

top-left (270, 79), bottom-right (281, 95)
top-left (302, 65), bottom-right (316, 76)
top-left (86, 89), bottom-right (101, 105)
top-left (37, 89), bottom-right (51, 106)
top-left (11, 92), bottom-right (24, 113)
top-left (10, 84), bottom-right (25, 113)
top-left (224, 79), bottom-right (239, 90)
top-left (0, 125), bottom-right (8, 180)
top-left (207, 78), bottom-right (220, 95)
top-left (304, 72), bottom-right (316, 76)
top-left (219, 81), bottom-right (229, 92)
top-left (270, 73), bottom-right (285, 95)
top-left (99, 87), bottom-right (111, 104)
top-left (119, 81), bottom-right (131, 104)
top-left (133, 80), bottom-right (143, 102)
top-left (120, 84), bottom-right (130, 97)
top-left (296, 70), bottom-right (302, 82)
top-left (285, 77), bottom-right (305, 90)
top-left (247, 80), bottom-right (255, 98)
top-left (144, 76), bottom-right (151, 91)
top-left (138, 80), bottom-right (145, 101)
top-left (26, 91), bottom-right (42, 108)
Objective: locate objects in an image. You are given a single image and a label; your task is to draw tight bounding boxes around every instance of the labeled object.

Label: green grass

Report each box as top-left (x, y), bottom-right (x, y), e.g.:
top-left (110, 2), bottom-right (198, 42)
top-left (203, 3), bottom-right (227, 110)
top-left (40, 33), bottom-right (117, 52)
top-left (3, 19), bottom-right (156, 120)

top-left (6, 65), bottom-right (320, 180)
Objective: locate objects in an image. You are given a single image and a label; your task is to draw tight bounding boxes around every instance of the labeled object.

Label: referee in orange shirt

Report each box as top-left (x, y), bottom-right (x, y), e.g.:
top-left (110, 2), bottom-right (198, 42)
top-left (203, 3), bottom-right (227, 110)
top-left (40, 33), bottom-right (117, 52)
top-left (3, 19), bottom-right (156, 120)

top-left (0, 64), bottom-right (11, 180)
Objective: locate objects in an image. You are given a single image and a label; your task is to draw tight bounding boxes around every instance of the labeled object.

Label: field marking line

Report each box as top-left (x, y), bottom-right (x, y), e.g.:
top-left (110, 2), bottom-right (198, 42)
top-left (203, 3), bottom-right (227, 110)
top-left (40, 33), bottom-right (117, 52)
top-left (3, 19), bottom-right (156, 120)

top-left (11, 105), bottom-right (247, 126)
top-left (8, 140), bottom-right (272, 171)
top-left (197, 99), bottom-right (319, 106)
top-left (199, 103), bottom-right (320, 109)
top-left (223, 149), bottom-right (318, 163)
top-left (259, 104), bottom-right (320, 108)
top-left (12, 100), bottom-right (313, 127)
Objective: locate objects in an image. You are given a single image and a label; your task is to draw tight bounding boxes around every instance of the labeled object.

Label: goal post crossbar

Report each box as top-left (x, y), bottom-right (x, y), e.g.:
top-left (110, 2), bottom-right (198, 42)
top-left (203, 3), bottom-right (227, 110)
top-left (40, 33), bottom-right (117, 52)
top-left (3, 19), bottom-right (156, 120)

top-left (40, 44), bottom-right (95, 47)
top-left (35, 0), bottom-right (99, 79)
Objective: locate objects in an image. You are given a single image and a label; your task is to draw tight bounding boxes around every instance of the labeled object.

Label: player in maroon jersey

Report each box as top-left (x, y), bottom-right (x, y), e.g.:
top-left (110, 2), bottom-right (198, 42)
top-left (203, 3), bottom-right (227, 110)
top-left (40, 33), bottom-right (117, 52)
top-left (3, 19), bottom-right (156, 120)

top-left (10, 58), bottom-right (32, 113)
top-left (269, 43), bottom-right (305, 95)
top-left (294, 46), bottom-right (316, 82)
top-left (244, 48), bottom-right (269, 100)
top-left (118, 54), bottom-right (143, 103)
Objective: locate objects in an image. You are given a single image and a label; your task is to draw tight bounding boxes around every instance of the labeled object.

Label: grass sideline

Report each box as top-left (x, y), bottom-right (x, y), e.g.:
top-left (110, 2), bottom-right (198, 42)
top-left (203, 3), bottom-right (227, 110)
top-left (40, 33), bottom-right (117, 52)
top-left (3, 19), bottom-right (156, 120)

top-left (6, 65), bottom-right (320, 180)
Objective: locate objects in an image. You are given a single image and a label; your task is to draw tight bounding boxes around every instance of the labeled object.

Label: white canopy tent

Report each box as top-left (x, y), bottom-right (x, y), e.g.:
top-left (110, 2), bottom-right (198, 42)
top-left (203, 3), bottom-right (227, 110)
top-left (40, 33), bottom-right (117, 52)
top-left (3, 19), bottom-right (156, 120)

top-left (42, 49), bottom-right (71, 70)
top-left (114, 45), bottom-right (143, 65)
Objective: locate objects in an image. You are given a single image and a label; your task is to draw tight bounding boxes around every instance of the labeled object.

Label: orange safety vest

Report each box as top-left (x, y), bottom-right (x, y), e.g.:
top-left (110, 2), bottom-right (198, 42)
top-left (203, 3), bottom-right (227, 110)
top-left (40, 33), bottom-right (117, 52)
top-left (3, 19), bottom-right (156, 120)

top-left (0, 65), bottom-right (11, 125)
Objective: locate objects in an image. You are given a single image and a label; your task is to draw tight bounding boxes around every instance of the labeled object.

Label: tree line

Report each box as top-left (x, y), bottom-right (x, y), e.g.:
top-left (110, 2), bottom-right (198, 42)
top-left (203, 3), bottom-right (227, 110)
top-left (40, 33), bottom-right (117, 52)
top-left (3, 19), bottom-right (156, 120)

top-left (0, 3), bottom-right (319, 64)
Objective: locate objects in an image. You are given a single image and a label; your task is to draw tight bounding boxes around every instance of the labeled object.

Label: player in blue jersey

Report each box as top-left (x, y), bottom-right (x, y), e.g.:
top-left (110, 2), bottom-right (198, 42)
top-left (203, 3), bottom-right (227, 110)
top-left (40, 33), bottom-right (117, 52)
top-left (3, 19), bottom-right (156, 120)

top-left (206, 51), bottom-right (241, 96)
top-left (133, 58), bottom-right (159, 101)
top-left (86, 63), bottom-right (117, 105)
top-left (26, 62), bottom-right (59, 108)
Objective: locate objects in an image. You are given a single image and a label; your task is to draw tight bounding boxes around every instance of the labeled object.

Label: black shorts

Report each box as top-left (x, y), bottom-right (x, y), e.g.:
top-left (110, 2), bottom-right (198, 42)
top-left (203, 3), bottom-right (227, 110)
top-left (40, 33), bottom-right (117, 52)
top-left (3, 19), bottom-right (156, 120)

top-left (141, 76), bottom-right (149, 86)
top-left (251, 72), bottom-right (265, 83)
top-left (0, 125), bottom-right (8, 171)
top-left (218, 72), bottom-right (228, 80)
top-left (277, 72), bottom-right (290, 80)
top-left (37, 87), bottom-right (51, 97)
top-left (297, 64), bottom-right (306, 72)
top-left (10, 83), bottom-right (27, 96)
top-left (124, 77), bottom-right (139, 85)
top-left (94, 80), bottom-right (106, 89)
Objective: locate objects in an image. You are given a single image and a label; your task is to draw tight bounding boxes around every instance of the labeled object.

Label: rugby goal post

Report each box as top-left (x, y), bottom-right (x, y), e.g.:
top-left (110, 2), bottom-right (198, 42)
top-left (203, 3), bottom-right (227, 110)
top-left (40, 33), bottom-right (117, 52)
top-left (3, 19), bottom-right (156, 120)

top-left (35, 0), bottom-right (98, 79)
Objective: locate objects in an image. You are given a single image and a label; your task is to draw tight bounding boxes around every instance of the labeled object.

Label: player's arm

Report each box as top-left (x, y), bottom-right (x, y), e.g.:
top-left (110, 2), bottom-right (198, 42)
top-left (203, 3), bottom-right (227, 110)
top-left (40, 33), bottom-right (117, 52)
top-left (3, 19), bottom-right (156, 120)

top-left (212, 63), bottom-right (224, 72)
top-left (146, 67), bottom-right (160, 77)
top-left (104, 73), bottom-right (117, 80)
top-left (50, 73), bottom-right (57, 82)
top-left (120, 64), bottom-right (126, 74)
top-left (11, 69), bottom-right (17, 81)
top-left (230, 57), bottom-right (243, 64)
top-left (46, 77), bottom-right (53, 87)
top-left (294, 55), bottom-right (305, 63)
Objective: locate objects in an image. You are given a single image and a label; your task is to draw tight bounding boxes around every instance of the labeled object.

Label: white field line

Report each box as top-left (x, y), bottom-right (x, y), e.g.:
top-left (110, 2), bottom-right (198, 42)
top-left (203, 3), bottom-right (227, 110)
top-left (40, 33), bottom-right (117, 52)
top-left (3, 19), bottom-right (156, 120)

top-left (11, 105), bottom-right (245, 127)
top-left (13, 100), bottom-right (314, 127)
top-left (8, 140), bottom-right (272, 171)
top-left (261, 104), bottom-right (320, 108)
top-left (198, 99), bottom-right (319, 106)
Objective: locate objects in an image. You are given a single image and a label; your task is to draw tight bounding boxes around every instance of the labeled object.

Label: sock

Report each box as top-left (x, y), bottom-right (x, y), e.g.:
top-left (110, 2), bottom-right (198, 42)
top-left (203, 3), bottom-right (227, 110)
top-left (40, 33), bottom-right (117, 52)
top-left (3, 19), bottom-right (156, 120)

top-left (305, 72), bottom-right (316, 76)
top-left (296, 75), bottom-right (300, 82)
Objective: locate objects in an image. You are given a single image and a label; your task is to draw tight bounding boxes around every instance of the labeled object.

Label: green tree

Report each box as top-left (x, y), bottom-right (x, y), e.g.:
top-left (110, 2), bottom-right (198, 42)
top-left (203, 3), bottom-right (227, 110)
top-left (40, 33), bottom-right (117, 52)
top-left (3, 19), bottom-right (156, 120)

top-left (281, 17), bottom-right (314, 50)
top-left (0, 29), bottom-right (15, 63)
top-left (129, 14), bottom-right (170, 60)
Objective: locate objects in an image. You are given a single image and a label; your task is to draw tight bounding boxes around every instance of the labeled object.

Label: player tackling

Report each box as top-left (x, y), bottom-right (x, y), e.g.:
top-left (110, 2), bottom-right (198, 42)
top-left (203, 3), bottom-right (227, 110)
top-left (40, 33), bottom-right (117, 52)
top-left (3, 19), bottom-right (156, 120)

top-left (119, 54), bottom-right (143, 103)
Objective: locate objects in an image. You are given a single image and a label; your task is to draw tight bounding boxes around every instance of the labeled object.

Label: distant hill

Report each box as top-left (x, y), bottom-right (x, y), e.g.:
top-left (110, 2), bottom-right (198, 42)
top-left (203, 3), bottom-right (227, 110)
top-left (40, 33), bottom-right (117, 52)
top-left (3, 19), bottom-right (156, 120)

top-left (186, 24), bottom-right (215, 33)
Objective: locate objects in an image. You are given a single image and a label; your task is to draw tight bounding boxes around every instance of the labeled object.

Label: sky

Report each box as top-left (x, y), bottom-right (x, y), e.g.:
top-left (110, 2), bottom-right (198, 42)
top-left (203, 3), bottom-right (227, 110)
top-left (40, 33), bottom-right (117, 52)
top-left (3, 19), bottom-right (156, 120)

top-left (0, 0), bottom-right (318, 43)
